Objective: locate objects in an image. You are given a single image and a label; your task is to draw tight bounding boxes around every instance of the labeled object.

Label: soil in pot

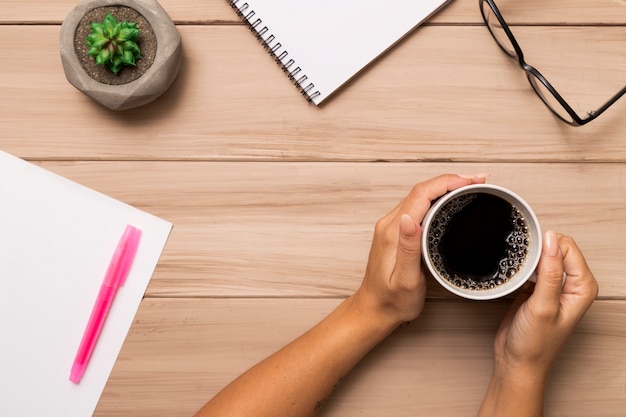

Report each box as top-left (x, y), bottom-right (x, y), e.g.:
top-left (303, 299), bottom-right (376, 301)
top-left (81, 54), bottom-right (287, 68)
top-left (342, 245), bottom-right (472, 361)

top-left (74, 5), bottom-right (157, 85)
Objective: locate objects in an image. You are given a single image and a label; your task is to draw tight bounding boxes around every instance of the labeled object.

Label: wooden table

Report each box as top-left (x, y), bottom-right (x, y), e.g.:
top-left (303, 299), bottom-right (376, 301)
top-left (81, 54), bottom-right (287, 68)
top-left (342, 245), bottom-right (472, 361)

top-left (2, 1), bottom-right (625, 415)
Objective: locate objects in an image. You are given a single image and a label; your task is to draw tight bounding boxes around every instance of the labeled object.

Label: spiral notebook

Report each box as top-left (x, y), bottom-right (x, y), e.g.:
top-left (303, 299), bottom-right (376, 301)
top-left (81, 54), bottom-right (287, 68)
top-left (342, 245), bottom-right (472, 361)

top-left (227, 0), bottom-right (451, 105)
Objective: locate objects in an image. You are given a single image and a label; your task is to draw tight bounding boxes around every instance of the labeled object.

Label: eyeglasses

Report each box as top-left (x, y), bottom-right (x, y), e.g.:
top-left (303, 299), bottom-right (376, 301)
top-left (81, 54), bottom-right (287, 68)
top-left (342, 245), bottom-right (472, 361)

top-left (479, 0), bottom-right (626, 126)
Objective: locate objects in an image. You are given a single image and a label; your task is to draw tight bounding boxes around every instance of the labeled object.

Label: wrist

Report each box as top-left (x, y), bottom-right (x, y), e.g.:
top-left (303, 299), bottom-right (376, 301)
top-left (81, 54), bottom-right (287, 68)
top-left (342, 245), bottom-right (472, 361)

top-left (493, 355), bottom-right (550, 387)
top-left (492, 366), bottom-right (547, 390)
top-left (348, 291), bottom-right (405, 339)
top-left (480, 363), bottom-right (547, 417)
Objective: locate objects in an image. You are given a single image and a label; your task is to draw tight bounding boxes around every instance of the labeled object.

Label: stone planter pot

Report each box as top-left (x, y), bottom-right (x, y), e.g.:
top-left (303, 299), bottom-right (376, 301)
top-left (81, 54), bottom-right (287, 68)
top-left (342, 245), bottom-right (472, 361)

top-left (60, 0), bottom-right (182, 111)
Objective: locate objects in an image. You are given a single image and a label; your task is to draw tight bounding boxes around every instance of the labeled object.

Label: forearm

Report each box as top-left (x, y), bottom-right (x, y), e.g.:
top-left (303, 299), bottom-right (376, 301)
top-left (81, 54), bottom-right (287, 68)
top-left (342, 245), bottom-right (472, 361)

top-left (194, 295), bottom-right (399, 417)
top-left (478, 364), bottom-right (546, 417)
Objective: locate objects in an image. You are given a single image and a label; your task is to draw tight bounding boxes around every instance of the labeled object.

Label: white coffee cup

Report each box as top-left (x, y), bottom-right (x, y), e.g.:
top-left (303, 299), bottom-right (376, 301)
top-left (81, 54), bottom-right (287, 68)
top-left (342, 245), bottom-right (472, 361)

top-left (421, 184), bottom-right (542, 300)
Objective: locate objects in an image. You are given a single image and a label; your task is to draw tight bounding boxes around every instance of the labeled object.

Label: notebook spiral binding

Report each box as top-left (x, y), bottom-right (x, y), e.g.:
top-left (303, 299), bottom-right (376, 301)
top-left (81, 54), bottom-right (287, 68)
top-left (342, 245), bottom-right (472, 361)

top-left (227, 0), bottom-right (321, 103)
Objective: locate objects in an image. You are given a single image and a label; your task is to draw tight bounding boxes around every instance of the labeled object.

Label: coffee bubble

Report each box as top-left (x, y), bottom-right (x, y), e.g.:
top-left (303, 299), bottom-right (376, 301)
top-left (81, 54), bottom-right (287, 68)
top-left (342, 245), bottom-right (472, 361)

top-left (426, 193), bottom-right (530, 291)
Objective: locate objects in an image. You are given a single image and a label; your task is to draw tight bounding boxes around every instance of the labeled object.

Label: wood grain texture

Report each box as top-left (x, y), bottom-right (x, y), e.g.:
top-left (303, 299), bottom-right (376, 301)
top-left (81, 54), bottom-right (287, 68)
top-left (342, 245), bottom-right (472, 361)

top-left (1, 0), bottom-right (625, 24)
top-left (38, 161), bottom-right (626, 298)
top-left (2, 1), bottom-right (625, 415)
top-left (95, 298), bottom-right (626, 417)
top-left (2, 25), bottom-right (626, 161)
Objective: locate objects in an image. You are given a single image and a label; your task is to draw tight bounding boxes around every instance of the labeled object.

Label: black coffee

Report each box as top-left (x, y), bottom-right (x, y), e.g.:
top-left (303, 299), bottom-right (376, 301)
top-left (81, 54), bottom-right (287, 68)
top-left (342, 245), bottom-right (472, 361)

top-left (427, 192), bottom-right (530, 291)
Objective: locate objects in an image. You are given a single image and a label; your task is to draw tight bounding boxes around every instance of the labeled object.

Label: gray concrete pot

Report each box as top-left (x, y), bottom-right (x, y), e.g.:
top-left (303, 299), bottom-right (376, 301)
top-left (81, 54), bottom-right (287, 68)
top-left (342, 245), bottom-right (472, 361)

top-left (60, 0), bottom-right (182, 111)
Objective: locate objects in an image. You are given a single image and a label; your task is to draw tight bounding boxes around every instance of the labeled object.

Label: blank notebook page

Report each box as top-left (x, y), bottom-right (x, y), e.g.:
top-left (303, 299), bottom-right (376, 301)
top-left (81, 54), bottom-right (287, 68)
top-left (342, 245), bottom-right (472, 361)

top-left (229, 0), bottom-right (451, 104)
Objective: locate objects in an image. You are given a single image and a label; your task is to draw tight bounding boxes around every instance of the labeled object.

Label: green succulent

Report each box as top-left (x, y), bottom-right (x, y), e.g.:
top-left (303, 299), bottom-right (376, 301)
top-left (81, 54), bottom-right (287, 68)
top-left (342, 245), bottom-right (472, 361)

top-left (86, 13), bottom-right (141, 74)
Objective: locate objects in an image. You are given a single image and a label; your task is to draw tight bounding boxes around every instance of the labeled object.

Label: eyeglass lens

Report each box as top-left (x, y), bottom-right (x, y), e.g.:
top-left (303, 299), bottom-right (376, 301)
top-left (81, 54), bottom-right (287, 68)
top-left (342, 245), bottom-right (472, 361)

top-left (481, 1), bottom-right (576, 124)
top-left (527, 75), bottom-right (575, 122)
top-left (481, 1), bottom-right (516, 56)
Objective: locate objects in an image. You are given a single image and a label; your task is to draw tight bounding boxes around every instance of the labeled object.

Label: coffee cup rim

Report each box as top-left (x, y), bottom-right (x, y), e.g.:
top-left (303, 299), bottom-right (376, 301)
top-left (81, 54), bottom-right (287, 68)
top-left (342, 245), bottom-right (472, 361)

top-left (421, 184), bottom-right (542, 301)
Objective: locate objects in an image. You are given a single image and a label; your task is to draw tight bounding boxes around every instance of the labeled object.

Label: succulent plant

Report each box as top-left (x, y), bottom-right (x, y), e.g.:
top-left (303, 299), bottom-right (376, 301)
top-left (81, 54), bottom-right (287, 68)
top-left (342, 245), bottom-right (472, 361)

top-left (86, 13), bottom-right (141, 74)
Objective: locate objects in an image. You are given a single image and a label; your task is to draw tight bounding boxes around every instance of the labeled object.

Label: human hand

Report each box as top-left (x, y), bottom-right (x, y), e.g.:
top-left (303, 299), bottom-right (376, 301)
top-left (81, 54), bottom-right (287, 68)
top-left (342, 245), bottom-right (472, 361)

top-left (492, 231), bottom-right (599, 382)
top-left (352, 174), bottom-right (487, 329)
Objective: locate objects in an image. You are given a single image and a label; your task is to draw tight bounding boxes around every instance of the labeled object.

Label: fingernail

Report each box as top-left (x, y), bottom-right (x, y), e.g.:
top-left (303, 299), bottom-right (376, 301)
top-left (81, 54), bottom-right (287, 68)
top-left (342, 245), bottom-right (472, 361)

top-left (399, 213), bottom-right (417, 237)
top-left (545, 230), bottom-right (559, 257)
top-left (458, 173), bottom-right (491, 180)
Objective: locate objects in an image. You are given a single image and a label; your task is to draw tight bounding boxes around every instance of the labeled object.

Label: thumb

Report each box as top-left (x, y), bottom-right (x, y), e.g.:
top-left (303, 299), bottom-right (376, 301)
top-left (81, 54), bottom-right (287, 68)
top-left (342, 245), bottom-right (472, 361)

top-left (532, 230), bottom-right (565, 310)
top-left (393, 214), bottom-right (422, 286)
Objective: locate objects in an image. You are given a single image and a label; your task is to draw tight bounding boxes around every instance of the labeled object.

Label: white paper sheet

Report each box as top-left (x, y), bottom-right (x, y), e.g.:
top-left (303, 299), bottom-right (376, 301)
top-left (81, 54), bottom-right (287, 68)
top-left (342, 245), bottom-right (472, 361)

top-left (0, 151), bottom-right (172, 417)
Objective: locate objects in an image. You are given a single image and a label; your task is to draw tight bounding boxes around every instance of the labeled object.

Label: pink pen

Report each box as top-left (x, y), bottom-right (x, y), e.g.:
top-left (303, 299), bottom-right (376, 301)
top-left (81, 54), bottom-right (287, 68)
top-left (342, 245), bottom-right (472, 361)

top-left (70, 225), bottom-right (142, 384)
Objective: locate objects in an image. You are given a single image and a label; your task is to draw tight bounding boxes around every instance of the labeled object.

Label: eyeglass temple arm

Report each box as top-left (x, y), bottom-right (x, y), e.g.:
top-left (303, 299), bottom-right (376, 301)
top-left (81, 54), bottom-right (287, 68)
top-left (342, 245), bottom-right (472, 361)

top-left (590, 86), bottom-right (626, 118)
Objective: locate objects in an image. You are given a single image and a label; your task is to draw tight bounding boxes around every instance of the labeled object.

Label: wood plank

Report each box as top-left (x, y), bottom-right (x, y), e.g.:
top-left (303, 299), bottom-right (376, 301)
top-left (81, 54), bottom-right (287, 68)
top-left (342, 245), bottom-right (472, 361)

top-left (2, 25), bottom-right (626, 162)
top-left (37, 161), bottom-right (626, 298)
top-left (0, 0), bottom-right (233, 24)
top-left (1, 0), bottom-right (625, 25)
top-left (95, 298), bottom-right (626, 417)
